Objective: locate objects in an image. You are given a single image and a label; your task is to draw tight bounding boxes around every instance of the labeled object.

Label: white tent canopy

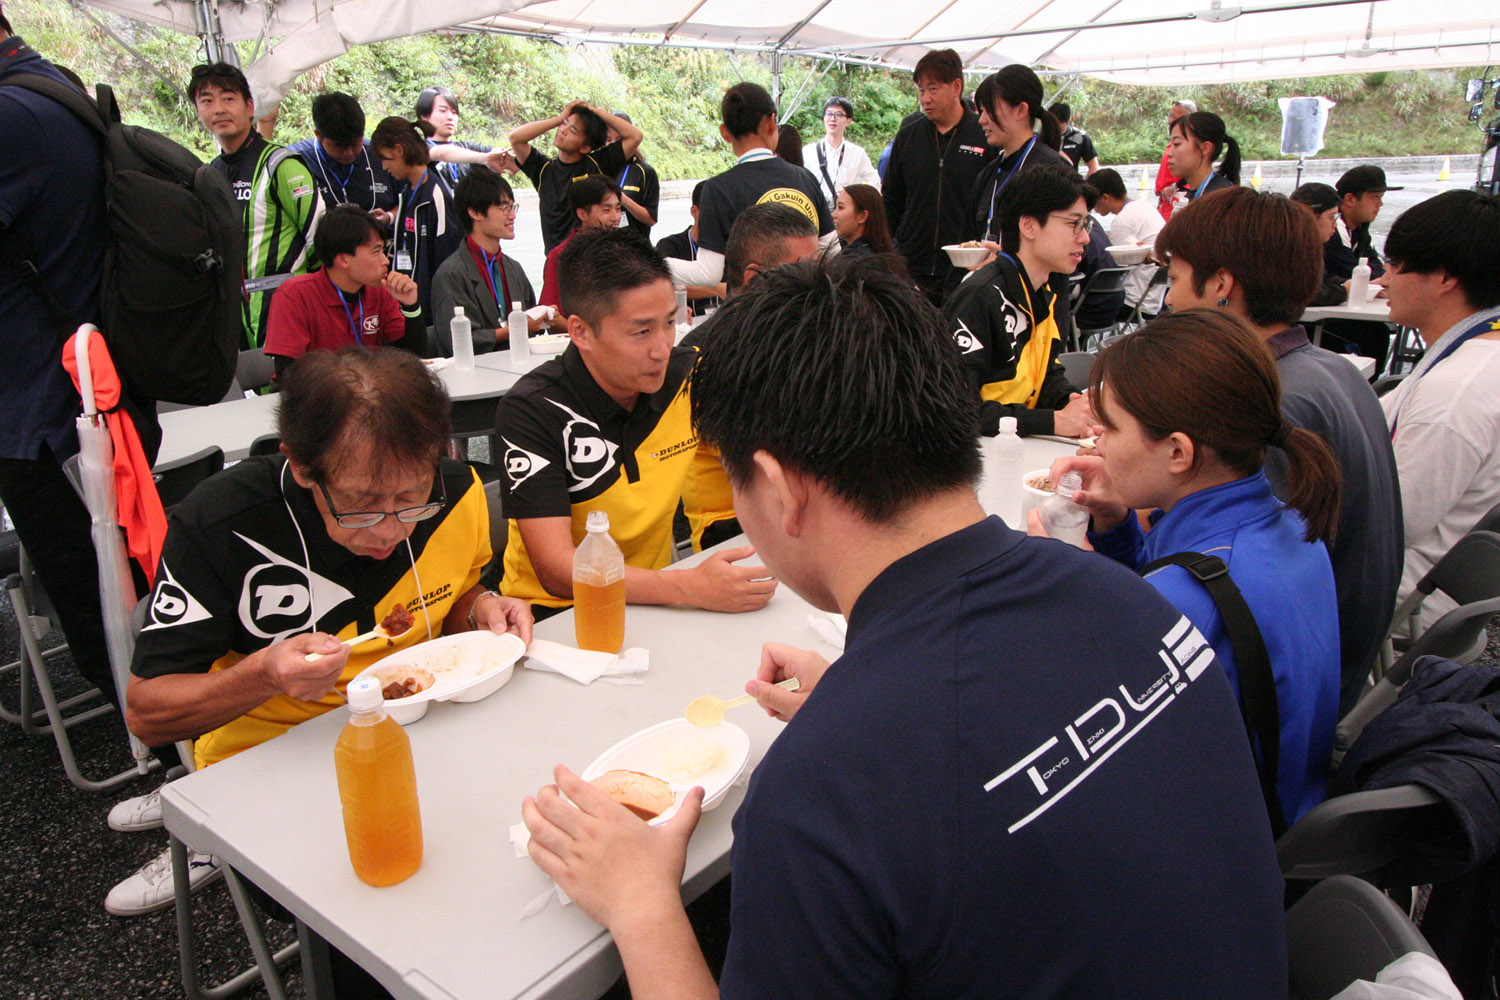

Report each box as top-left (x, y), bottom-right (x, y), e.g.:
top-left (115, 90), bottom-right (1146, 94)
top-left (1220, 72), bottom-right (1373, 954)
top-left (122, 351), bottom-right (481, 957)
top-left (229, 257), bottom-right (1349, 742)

top-left (82, 0), bottom-right (1500, 109)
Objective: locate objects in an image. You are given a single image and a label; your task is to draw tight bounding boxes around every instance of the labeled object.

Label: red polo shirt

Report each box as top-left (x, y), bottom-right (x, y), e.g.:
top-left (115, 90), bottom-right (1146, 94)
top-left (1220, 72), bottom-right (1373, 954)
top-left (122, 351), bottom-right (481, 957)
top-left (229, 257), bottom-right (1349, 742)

top-left (263, 271), bottom-right (408, 360)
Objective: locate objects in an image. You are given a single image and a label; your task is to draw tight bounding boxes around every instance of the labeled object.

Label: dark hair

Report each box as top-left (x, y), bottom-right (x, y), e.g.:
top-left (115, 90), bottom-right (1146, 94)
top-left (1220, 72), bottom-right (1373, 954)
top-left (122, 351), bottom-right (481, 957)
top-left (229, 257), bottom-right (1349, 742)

top-left (570, 174), bottom-right (622, 215)
top-left (557, 228), bottom-right (672, 327)
top-left (567, 105), bottom-right (608, 151)
top-left (775, 123), bottom-right (804, 166)
top-left (311, 92), bottom-right (365, 146)
top-left (415, 85), bottom-right (458, 119)
top-left (996, 165), bottom-right (1086, 254)
top-left (722, 82), bottom-right (777, 140)
top-left (690, 180), bottom-right (707, 208)
top-left (912, 48), bottom-right (963, 86)
top-left (1081, 183), bottom-right (1101, 212)
top-left (1384, 190), bottom-right (1500, 310)
top-left (188, 62), bottom-right (251, 103)
top-left (1091, 168), bottom-right (1127, 201)
top-left (841, 183), bottom-right (895, 257)
top-left (1049, 102), bottom-right (1072, 123)
top-left (723, 203), bottom-right (819, 294)
top-left (453, 168), bottom-right (515, 234)
top-left (0, 9), bottom-right (12, 33)
top-left (1156, 187), bottom-right (1322, 327)
top-left (824, 96), bottom-right (854, 118)
top-left (1170, 111), bottom-right (1242, 185)
top-left (1289, 182), bottom-right (1340, 216)
top-left (975, 65), bottom-right (1062, 150)
top-left (691, 255), bottom-right (981, 522)
top-left (371, 116), bottom-right (431, 167)
top-left (278, 348), bottom-right (451, 484)
top-left (313, 206), bottom-right (385, 269)
top-left (1091, 310), bottom-right (1341, 544)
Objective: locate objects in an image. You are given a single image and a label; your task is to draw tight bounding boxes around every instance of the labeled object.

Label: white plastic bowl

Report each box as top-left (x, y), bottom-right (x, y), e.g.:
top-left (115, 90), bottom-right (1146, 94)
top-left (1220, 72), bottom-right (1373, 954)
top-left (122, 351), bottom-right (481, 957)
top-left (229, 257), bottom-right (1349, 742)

top-left (353, 631), bottom-right (526, 725)
top-left (942, 244), bottom-right (992, 268)
top-left (1106, 243), bottom-right (1152, 266)
top-left (581, 719), bottom-right (751, 825)
top-left (527, 333), bottom-right (569, 355)
top-left (1021, 467), bottom-right (1056, 520)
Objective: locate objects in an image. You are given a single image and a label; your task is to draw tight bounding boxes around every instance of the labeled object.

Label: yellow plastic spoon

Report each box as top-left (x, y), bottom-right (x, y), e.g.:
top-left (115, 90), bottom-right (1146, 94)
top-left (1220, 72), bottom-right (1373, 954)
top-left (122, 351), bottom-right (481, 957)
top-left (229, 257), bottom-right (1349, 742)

top-left (685, 677), bottom-right (801, 727)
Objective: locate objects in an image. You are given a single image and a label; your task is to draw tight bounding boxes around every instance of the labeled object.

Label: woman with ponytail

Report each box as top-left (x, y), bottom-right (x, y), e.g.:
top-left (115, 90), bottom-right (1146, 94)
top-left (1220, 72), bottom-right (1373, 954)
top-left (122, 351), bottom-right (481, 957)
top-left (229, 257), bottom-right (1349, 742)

top-left (1167, 110), bottom-right (1240, 211)
top-left (371, 116), bottom-right (462, 330)
top-left (970, 65), bottom-right (1068, 243)
top-left (1033, 310), bottom-right (1341, 826)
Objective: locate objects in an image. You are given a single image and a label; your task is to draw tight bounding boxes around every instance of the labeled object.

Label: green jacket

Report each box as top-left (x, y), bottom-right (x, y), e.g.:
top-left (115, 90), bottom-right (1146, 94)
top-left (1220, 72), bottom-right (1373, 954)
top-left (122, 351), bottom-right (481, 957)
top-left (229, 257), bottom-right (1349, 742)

top-left (234, 138), bottom-right (324, 349)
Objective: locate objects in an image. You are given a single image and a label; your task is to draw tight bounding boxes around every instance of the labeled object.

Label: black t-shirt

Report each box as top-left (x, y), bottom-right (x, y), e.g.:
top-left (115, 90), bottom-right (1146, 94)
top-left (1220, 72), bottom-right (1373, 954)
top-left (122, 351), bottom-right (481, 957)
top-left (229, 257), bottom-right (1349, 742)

top-left (655, 228), bottom-right (718, 316)
top-left (210, 131), bottom-right (268, 205)
top-left (971, 138), bottom-right (1069, 242)
top-left (617, 158), bottom-right (660, 239)
top-left (1060, 125), bottom-right (1098, 167)
top-left (517, 141), bottom-right (630, 253)
top-left (720, 517), bottom-right (1288, 999)
top-left (696, 154), bottom-right (834, 255)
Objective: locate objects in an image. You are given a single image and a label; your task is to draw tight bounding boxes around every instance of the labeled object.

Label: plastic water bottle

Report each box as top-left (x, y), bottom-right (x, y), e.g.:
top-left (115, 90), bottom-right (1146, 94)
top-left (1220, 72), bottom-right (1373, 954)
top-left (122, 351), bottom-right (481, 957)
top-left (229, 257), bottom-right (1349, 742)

top-left (450, 306), bottom-right (474, 370)
top-left (1040, 471), bottom-right (1091, 548)
top-left (674, 285), bottom-right (690, 328)
top-left (573, 510), bottom-right (626, 653)
top-left (508, 300), bottom-right (530, 364)
top-left (988, 416), bottom-right (1025, 526)
top-left (1349, 257), bottom-right (1371, 306)
top-left (334, 677), bottom-right (423, 887)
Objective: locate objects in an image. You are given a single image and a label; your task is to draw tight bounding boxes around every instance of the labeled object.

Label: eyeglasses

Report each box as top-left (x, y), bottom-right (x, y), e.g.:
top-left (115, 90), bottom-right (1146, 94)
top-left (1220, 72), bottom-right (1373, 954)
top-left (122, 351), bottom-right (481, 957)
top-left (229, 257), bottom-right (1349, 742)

top-left (317, 473), bottom-right (447, 529)
top-left (190, 62), bottom-right (240, 79)
top-left (1048, 214), bottom-right (1096, 235)
top-left (824, 110), bottom-right (850, 119)
top-left (495, 202), bottom-right (519, 215)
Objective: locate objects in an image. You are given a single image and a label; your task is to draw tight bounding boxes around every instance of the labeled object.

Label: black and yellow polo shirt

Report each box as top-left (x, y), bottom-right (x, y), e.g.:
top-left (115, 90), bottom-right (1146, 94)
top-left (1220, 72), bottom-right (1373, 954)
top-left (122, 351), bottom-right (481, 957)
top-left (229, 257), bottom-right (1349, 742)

top-left (495, 344), bottom-right (698, 608)
top-left (677, 327), bottom-right (738, 551)
top-left (132, 455), bottom-right (491, 768)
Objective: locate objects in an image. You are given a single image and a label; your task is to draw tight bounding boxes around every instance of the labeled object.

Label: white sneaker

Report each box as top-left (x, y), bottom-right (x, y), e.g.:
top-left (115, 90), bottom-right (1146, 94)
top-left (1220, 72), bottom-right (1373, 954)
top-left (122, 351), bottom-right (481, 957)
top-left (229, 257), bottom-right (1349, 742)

top-left (105, 846), bottom-right (222, 917)
top-left (107, 787), bottom-right (163, 832)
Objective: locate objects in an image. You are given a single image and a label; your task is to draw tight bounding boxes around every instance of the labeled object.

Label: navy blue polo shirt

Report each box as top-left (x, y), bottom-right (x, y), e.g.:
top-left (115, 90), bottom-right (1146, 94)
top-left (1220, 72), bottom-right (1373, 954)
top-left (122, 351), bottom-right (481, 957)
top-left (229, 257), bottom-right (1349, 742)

top-left (0, 38), bottom-right (103, 460)
top-left (287, 137), bottom-right (398, 213)
top-left (722, 517), bottom-right (1288, 999)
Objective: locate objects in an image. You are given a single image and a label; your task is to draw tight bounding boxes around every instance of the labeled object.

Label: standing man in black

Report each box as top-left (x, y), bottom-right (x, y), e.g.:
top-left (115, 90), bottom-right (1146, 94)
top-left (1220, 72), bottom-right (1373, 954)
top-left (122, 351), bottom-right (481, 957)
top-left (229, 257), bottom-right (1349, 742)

top-left (607, 112), bottom-right (659, 240)
top-left (882, 48), bottom-right (994, 307)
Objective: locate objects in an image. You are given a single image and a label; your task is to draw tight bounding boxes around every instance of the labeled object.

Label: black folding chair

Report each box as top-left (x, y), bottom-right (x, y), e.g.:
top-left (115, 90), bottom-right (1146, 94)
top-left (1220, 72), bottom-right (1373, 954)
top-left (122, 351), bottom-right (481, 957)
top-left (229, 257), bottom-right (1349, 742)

top-left (1377, 530), bottom-right (1500, 677)
top-left (1056, 351), bottom-right (1095, 389)
top-left (1285, 875), bottom-right (1438, 1000)
top-left (1069, 266), bottom-right (1131, 350)
top-left (1278, 786), bottom-right (1448, 881)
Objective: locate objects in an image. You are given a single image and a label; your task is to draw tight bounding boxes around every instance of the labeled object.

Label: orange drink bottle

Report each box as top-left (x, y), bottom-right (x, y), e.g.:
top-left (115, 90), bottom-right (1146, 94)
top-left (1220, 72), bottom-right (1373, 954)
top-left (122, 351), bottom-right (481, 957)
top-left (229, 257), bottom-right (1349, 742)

top-left (573, 510), bottom-right (626, 653)
top-left (334, 677), bottom-right (423, 887)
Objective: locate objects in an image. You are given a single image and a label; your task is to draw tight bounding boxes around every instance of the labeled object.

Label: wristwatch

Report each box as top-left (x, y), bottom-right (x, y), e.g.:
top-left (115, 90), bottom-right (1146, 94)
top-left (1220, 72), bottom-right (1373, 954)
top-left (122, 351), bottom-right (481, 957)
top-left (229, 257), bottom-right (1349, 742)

top-left (467, 590), bottom-right (503, 631)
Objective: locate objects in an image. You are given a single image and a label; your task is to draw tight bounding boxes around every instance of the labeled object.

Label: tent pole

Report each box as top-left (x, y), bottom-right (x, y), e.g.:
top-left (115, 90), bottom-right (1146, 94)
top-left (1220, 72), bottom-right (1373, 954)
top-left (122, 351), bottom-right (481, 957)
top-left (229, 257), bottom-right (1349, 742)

top-left (772, 50), bottom-right (782, 106)
top-left (194, 0), bottom-right (232, 66)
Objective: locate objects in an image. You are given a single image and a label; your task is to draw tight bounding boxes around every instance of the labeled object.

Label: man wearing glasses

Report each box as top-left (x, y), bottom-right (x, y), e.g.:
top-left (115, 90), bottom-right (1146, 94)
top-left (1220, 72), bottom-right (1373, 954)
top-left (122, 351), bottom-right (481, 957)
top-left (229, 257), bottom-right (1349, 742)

top-left (432, 168), bottom-right (546, 355)
top-left (802, 96), bottom-right (881, 213)
top-left (945, 166), bottom-right (1094, 438)
top-left (108, 348), bottom-right (532, 918)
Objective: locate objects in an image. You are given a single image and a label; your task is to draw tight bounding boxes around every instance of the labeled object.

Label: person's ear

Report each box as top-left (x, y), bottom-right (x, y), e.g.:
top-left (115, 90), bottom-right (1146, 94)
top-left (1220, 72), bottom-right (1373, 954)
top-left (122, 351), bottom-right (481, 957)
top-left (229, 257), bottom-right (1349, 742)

top-left (751, 450), bottom-right (809, 537)
top-left (566, 313), bottom-right (592, 345)
top-left (1019, 215), bottom-right (1042, 242)
top-left (283, 450), bottom-right (315, 490)
top-left (1212, 268), bottom-right (1237, 306)
top-left (1163, 431), bottom-right (1196, 476)
top-left (719, 123), bottom-right (735, 146)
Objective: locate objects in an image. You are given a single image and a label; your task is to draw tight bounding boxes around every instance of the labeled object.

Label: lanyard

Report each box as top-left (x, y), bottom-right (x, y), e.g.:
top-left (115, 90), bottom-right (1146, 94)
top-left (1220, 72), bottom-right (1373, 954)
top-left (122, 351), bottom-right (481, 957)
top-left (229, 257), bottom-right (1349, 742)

top-left (315, 145), bottom-right (376, 209)
top-left (329, 272), bottom-right (364, 345)
top-left (1192, 171), bottom-right (1216, 200)
top-left (1391, 313), bottom-right (1500, 437)
top-left (396, 169), bottom-right (429, 265)
top-left (478, 246), bottom-right (511, 313)
top-left (688, 231), bottom-right (698, 258)
top-left (986, 138), bottom-right (1037, 237)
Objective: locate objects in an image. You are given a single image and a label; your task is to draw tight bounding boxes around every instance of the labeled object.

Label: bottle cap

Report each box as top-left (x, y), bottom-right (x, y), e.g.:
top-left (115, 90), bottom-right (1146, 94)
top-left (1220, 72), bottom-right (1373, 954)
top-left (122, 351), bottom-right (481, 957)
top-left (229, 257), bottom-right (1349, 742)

top-left (347, 676), bottom-right (383, 713)
top-left (585, 510), bottom-right (610, 533)
top-left (998, 416), bottom-right (1017, 435)
top-left (512, 301), bottom-right (522, 310)
top-left (1056, 471), bottom-right (1083, 499)
top-left (454, 305), bottom-right (465, 317)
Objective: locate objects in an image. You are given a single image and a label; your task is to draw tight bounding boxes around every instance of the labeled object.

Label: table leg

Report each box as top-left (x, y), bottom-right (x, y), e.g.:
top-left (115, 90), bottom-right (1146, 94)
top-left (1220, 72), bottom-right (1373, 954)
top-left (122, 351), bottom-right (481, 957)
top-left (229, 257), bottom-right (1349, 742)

top-left (297, 918), bottom-right (337, 1000)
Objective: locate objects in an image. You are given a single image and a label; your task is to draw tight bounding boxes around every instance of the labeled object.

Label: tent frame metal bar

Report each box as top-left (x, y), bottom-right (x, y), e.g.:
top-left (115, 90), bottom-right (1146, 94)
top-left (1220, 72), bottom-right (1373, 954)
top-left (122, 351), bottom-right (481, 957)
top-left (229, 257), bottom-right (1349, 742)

top-left (65, 0), bottom-right (187, 99)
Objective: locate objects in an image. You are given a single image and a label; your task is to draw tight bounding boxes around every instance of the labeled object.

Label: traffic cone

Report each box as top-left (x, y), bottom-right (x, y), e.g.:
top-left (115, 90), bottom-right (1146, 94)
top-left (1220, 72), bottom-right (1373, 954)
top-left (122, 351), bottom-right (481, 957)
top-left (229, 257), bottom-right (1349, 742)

top-left (1251, 163), bottom-right (1263, 189)
top-left (1438, 156), bottom-right (1451, 180)
top-left (1139, 167), bottom-right (1149, 192)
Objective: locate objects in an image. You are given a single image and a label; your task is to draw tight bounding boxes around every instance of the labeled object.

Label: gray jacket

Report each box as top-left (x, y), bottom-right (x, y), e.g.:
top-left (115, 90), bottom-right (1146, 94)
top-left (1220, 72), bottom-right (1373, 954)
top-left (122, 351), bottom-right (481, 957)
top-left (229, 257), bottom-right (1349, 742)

top-left (431, 241), bottom-right (537, 355)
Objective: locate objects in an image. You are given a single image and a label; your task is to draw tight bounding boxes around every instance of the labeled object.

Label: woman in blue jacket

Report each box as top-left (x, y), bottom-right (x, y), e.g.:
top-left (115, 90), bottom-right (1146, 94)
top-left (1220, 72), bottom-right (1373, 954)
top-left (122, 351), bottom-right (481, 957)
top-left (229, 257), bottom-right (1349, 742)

top-left (1037, 310), bottom-right (1342, 827)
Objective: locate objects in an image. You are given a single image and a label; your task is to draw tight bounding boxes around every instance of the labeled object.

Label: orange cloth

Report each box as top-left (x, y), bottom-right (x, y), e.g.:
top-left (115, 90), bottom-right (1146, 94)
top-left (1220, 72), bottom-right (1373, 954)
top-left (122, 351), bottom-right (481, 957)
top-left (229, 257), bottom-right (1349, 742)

top-left (61, 329), bottom-right (168, 583)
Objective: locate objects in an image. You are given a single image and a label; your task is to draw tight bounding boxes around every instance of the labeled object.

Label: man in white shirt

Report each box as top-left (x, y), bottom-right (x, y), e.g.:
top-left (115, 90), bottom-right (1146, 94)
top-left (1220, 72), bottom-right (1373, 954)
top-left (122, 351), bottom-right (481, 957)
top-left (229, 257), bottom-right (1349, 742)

top-left (1091, 167), bottom-right (1165, 318)
top-left (803, 96), bottom-right (881, 213)
top-left (1378, 190), bottom-right (1500, 636)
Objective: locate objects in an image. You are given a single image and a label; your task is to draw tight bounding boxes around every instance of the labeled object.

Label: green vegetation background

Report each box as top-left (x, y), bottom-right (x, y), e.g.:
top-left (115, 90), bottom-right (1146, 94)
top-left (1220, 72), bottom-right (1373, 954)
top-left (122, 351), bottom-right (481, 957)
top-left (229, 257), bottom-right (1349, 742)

top-left (10, 0), bottom-right (1488, 182)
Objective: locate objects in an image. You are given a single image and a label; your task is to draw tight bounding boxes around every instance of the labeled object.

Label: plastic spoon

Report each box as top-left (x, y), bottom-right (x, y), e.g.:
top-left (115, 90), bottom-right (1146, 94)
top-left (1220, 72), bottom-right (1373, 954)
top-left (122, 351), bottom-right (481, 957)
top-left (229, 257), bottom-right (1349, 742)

top-left (685, 677), bottom-right (801, 727)
top-left (305, 624), bottom-right (397, 663)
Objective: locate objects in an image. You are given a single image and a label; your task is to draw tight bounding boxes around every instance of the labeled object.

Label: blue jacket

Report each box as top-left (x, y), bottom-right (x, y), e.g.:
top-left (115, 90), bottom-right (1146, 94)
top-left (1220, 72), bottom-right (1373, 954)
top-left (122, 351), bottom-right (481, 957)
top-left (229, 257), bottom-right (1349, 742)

top-left (1091, 472), bottom-right (1340, 823)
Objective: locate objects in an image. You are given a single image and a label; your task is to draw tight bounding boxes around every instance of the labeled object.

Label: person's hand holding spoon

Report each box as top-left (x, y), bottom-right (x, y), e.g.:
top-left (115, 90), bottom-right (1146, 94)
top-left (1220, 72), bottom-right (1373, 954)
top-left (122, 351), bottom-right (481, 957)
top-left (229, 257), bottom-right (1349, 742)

top-left (685, 678), bottom-right (800, 727)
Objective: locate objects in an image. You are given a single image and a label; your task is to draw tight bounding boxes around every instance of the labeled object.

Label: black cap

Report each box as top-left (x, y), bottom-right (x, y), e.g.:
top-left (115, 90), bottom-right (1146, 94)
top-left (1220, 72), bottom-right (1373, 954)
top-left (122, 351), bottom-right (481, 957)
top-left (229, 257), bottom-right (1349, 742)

top-left (1336, 165), bottom-right (1404, 198)
top-left (1290, 182), bottom-right (1340, 215)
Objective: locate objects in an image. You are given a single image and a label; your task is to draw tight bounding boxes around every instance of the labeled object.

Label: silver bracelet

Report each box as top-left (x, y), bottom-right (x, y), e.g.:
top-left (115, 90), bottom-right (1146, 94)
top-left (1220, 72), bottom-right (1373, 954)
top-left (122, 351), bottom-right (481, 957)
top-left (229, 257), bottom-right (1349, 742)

top-left (467, 590), bottom-right (502, 631)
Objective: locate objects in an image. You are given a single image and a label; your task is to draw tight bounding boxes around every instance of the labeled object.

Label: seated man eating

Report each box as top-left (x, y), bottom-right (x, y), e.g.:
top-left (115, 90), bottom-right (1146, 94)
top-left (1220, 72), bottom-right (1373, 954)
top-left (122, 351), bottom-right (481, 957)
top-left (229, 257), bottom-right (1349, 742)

top-left (494, 228), bottom-right (777, 617)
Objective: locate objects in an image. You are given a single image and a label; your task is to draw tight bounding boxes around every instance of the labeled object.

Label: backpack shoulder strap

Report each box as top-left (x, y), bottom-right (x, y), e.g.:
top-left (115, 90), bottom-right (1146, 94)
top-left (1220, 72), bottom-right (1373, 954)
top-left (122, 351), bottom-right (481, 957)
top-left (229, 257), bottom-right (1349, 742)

top-left (1141, 550), bottom-right (1287, 836)
top-left (815, 142), bottom-right (837, 201)
top-left (1, 73), bottom-right (107, 135)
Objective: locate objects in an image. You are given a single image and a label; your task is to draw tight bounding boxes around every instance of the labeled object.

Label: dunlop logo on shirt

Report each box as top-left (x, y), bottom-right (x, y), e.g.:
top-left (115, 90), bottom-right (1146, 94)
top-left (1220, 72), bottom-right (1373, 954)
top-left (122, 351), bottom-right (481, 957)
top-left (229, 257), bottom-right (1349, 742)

top-left (652, 436), bottom-right (698, 462)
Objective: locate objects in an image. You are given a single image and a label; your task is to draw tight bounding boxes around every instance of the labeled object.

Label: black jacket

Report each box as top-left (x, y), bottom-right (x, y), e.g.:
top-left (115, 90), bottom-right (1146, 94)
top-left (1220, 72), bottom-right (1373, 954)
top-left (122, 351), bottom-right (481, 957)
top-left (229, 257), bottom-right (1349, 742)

top-left (882, 112), bottom-right (995, 278)
top-left (1323, 216), bottom-right (1385, 283)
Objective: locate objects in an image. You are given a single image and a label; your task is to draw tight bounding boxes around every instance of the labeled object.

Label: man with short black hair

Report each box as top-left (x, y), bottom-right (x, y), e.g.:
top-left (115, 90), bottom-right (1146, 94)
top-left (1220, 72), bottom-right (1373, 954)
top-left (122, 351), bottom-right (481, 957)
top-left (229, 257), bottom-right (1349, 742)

top-left (883, 49), bottom-right (995, 306)
top-left (539, 175), bottom-right (623, 310)
top-left (190, 62), bottom-right (324, 349)
top-left (1380, 190), bottom-right (1500, 638)
top-left (509, 101), bottom-right (642, 253)
top-left (1323, 164), bottom-right (1403, 370)
top-left (653, 180), bottom-right (721, 316)
top-left (1051, 102), bottom-right (1100, 175)
top-left (945, 166), bottom-right (1092, 437)
top-left (521, 254), bottom-right (1289, 1000)
top-left (607, 111), bottom-right (659, 239)
top-left (803, 96), bottom-right (881, 212)
top-left (494, 229), bottom-right (777, 618)
top-left (1091, 166), bottom-right (1165, 317)
top-left (287, 92), bottom-right (399, 217)
top-left (432, 168), bottom-right (541, 356)
top-left (416, 84), bottom-right (493, 188)
top-left (262, 206), bottom-right (421, 371)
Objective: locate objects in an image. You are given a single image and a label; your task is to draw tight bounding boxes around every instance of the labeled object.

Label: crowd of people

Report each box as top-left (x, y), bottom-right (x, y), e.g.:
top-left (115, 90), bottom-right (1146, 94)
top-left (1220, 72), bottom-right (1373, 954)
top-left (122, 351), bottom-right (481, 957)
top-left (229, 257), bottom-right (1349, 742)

top-left (5, 6), bottom-right (1500, 995)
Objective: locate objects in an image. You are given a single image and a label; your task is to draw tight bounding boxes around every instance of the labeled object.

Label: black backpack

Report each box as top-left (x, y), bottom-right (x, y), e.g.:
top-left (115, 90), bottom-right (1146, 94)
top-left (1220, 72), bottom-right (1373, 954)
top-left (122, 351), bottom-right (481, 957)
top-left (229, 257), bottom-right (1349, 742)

top-left (0, 76), bottom-right (243, 405)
